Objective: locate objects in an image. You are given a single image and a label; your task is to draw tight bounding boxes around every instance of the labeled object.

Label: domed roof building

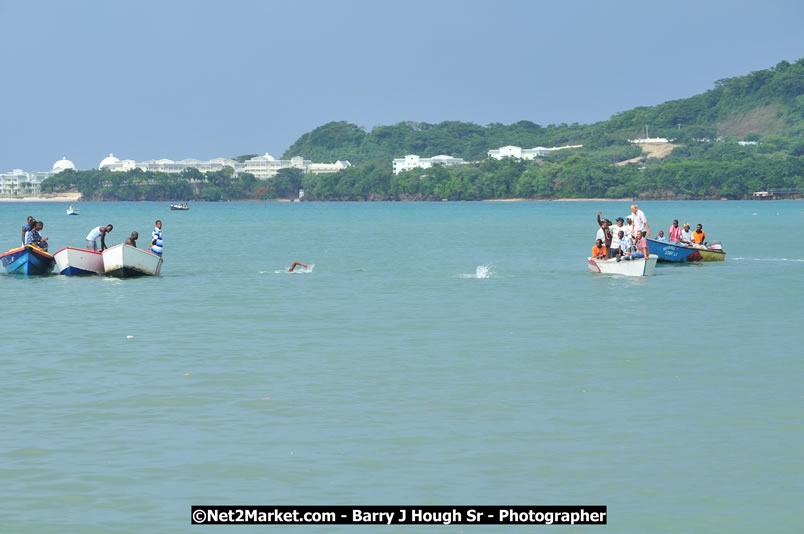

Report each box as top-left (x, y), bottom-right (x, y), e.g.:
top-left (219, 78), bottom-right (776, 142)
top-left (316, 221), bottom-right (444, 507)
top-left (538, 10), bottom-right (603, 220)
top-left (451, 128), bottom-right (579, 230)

top-left (52, 156), bottom-right (76, 173)
top-left (99, 153), bottom-right (121, 169)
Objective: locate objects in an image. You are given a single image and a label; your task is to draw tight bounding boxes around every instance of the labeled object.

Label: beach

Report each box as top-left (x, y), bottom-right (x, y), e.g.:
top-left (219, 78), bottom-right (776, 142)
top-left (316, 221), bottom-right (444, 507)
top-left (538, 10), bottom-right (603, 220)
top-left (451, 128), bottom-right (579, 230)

top-left (0, 192), bottom-right (81, 202)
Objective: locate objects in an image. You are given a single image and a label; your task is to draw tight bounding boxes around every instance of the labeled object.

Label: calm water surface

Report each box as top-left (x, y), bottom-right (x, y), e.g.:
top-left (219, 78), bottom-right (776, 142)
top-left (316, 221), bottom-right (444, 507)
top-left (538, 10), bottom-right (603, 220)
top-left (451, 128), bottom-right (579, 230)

top-left (1, 200), bottom-right (802, 533)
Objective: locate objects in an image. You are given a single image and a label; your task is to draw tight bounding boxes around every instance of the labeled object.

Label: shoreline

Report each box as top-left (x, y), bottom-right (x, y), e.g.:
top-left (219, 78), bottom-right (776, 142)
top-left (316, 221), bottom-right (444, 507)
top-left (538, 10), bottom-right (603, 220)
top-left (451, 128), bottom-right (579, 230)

top-left (0, 193), bottom-right (82, 202)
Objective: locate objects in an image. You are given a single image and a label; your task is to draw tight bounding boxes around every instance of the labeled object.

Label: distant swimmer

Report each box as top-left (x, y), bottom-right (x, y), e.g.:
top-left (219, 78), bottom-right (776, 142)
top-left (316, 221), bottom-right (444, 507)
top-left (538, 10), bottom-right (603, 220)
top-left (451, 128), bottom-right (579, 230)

top-left (288, 261), bottom-right (309, 272)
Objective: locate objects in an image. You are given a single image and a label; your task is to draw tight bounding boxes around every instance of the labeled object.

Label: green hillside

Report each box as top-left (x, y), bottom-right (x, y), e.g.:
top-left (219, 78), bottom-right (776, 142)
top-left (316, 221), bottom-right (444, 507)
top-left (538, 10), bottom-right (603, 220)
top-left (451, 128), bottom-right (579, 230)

top-left (42, 59), bottom-right (804, 201)
top-left (283, 59), bottom-right (804, 165)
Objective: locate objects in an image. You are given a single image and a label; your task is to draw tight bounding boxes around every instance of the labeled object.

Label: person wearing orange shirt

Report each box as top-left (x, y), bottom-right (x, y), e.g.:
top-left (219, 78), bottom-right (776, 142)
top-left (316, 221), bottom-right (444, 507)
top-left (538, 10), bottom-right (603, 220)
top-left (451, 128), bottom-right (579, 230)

top-left (693, 224), bottom-right (706, 246)
top-left (592, 239), bottom-right (607, 259)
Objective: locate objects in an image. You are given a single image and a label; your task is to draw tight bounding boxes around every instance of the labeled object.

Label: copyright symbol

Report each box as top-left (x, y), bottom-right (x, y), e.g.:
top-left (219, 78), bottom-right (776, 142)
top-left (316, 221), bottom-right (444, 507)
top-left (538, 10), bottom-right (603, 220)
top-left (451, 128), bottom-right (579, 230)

top-left (193, 509), bottom-right (207, 523)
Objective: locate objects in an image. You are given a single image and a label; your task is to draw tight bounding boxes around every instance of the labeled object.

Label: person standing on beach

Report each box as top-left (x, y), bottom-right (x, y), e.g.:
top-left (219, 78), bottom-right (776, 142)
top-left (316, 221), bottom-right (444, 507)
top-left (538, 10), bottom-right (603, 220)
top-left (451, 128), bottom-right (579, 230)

top-left (86, 224), bottom-right (113, 251)
top-left (630, 203), bottom-right (650, 237)
top-left (150, 220), bottom-right (163, 256)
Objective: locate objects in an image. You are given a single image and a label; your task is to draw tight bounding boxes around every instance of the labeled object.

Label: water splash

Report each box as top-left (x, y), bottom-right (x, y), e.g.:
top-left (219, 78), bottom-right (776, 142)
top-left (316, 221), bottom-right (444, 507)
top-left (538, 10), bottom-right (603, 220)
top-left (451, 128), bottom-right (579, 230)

top-left (460, 264), bottom-right (493, 278)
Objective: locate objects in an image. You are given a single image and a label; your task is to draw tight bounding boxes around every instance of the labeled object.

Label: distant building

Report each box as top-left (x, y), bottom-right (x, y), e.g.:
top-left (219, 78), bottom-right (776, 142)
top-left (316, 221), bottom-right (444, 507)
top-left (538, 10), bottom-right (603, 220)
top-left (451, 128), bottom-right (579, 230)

top-left (487, 144), bottom-right (582, 160)
top-left (97, 152), bottom-right (351, 180)
top-left (1, 157), bottom-right (75, 196)
top-left (392, 154), bottom-right (467, 175)
top-left (738, 141), bottom-right (758, 146)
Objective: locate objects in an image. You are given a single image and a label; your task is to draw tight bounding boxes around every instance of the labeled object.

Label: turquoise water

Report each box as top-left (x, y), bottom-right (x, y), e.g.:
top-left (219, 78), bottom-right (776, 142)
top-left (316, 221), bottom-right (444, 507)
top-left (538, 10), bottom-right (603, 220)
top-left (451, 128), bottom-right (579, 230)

top-left (1, 200), bottom-right (802, 533)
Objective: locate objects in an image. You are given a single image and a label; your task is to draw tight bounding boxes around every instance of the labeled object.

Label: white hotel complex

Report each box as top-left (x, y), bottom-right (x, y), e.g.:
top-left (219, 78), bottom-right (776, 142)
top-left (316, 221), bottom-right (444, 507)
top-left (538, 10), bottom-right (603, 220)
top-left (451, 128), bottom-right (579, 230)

top-left (98, 153), bottom-right (351, 179)
top-left (1, 157), bottom-right (75, 196)
top-left (392, 154), bottom-right (467, 175)
top-left (487, 144), bottom-right (583, 160)
top-left (1, 153), bottom-right (351, 196)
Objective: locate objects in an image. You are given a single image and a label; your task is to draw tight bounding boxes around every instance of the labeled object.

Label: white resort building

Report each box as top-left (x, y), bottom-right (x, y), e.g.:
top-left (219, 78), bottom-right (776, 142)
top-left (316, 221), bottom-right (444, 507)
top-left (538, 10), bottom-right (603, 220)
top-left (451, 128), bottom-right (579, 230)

top-left (487, 144), bottom-right (583, 160)
top-left (392, 154), bottom-right (467, 175)
top-left (98, 153), bottom-right (350, 179)
top-left (1, 157), bottom-right (75, 197)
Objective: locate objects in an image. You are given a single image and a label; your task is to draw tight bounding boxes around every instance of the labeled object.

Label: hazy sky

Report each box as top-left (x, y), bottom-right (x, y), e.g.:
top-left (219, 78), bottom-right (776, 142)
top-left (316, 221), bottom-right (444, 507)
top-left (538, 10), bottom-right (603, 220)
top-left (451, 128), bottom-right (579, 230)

top-left (1, 0), bottom-right (801, 171)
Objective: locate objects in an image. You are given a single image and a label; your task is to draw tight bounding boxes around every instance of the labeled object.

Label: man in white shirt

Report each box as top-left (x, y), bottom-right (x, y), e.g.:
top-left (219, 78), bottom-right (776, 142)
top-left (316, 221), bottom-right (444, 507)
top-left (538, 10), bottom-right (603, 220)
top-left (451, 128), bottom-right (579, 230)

top-left (630, 203), bottom-right (650, 237)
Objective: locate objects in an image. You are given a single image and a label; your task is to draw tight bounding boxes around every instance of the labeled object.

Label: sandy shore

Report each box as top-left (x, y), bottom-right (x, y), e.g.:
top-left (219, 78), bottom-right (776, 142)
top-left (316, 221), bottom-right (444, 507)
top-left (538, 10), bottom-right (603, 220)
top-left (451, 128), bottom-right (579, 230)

top-left (0, 192), bottom-right (81, 202)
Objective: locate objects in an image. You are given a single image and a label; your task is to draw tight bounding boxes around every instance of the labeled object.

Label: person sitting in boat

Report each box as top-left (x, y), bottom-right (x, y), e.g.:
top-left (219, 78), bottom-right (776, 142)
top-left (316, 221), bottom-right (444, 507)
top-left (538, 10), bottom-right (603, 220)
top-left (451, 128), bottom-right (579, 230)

top-left (616, 230), bottom-right (632, 261)
top-left (624, 230), bottom-right (649, 260)
top-left (86, 224), bottom-right (113, 251)
top-left (288, 261), bottom-right (309, 272)
top-left (655, 230), bottom-right (667, 241)
top-left (25, 221), bottom-right (48, 251)
top-left (693, 224), bottom-right (706, 247)
top-left (592, 239), bottom-right (607, 259)
top-left (669, 219), bottom-right (682, 242)
top-left (151, 220), bottom-right (163, 256)
top-left (21, 216), bottom-right (35, 246)
top-left (679, 223), bottom-right (694, 245)
top-left (125, 232), bottom-right (139, 247)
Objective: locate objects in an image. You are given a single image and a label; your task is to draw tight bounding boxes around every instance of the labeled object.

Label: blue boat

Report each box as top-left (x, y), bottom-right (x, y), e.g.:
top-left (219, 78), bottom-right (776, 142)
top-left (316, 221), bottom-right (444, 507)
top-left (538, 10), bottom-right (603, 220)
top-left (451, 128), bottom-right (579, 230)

top-left (0, 245), bottom-right (56, 275)
top-left (646, 238), bottom-right (703, 263)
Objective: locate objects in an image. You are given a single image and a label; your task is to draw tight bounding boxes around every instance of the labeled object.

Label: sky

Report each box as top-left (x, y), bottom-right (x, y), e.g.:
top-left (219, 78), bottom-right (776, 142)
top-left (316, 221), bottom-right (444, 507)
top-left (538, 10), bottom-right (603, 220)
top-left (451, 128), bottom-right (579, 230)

top-left (1, 0), bottom-right (802, 171)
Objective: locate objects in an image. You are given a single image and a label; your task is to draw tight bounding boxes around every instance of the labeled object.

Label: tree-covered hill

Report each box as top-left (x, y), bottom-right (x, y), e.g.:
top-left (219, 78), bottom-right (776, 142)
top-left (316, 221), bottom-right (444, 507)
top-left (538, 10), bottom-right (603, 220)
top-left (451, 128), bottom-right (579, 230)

top-left (41, 58), bottom-right (803, 201)
top-left (283, 59), bottom-right (804, 164)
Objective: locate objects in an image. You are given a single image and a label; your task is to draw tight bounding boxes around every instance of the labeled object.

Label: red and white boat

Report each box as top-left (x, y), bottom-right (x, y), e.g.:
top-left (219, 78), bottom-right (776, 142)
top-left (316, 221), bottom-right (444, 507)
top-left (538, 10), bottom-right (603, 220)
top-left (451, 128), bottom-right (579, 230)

top-left (102, 244), bottom-right (163, 278)
top-left (587, 255), bottom-right (658, 277)
top-left (53, 247), bottom-right (104, 276)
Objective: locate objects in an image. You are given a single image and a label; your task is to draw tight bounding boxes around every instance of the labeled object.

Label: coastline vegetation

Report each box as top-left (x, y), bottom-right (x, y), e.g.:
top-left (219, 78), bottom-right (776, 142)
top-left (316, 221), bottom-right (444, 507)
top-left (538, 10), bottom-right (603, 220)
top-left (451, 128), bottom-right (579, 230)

top-left (41, 59), bottom-right (804, 201)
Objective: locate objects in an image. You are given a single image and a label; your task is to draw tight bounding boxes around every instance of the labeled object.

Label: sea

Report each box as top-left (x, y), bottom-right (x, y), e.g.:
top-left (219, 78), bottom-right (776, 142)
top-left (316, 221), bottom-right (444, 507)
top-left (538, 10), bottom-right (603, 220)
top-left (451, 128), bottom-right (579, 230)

top-left (1, 200), bottom-right (802, 533)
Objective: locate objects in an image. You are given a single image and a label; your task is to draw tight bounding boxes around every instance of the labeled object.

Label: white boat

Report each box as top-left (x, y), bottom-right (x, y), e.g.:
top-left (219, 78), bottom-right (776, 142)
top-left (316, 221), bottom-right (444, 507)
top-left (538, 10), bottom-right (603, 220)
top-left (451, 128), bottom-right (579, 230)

top-left (102, 244), bottom-right (163, 278)
top-left (53, 247), bottom-right (104, 276)
top-left (66, 205), bottom-right (80, 215)
top-left (587, 255), bottom-right (658, 277)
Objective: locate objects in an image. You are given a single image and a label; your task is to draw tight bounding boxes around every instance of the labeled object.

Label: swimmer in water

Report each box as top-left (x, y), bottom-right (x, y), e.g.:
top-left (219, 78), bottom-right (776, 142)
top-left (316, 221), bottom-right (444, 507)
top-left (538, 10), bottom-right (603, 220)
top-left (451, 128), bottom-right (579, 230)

top-left (288, 261), bottom-right (309, 272)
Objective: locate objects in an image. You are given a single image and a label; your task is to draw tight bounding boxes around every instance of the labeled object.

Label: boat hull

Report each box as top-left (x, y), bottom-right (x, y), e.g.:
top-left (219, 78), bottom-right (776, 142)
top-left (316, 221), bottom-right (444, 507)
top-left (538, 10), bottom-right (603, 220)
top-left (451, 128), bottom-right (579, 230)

top-left (54, 247), bottom-right (104, 276)
top-left (0, 245), bottom-right (56, 275)
top-left (102, 244), bottom-right (163, 277)
top-left (647, 239), bottom-right (703, 262)
top-left (647, 239), bottom-right (726, 262)
top-left (587, 255), bottom-right (658, 276)
top-left (697, 248), bottom-right (726, 261)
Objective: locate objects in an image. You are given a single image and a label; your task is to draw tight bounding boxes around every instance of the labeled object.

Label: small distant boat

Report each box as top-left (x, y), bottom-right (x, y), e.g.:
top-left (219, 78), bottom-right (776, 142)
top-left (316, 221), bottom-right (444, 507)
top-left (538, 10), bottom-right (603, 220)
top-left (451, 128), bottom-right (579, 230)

top-left (647, 239), bottom-right (726, 263)
top-left (170, 203), bottom-right (189, 211)
top-left (53, 247), bottom-right (104, 276)
top-left (66, 205), bottom-right (80, 215)
top-left (587, 255), bottom-right (658, 277)
top-left (0, 245), bottom-right (56, 275)
top-left (102, 244), bottom-right (163, 278)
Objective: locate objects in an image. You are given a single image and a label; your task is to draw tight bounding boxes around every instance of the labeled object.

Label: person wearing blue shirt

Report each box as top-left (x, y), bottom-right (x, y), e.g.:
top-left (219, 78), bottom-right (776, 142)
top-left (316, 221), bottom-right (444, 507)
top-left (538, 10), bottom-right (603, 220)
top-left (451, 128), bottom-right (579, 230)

top-left (150, 220), bottom-right (163, 256)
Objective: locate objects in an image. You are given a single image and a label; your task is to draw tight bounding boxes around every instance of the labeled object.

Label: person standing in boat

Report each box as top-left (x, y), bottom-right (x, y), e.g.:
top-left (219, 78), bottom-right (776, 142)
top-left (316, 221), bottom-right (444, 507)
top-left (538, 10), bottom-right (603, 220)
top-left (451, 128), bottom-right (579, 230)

top-left (596, 212), bottom-right (613, 258)
top-left (125, 232), bottom-right (139, 247)
top-left (630, 203), bottom-right (651, 237)
top-left (25, 221), bottom-right (49, 251)
top-left (150, 220), bottom-right (163, 256)
top-left (21, 216), bottom-right (37, 246)
top-left (616, 230), bottom-right (631, 261)
top-left (610, 217), bottom-right (628, 257)
top-left (86, 224), bottom-right (113, 251)
top-left (669, 219), bottom-right (683, 242)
